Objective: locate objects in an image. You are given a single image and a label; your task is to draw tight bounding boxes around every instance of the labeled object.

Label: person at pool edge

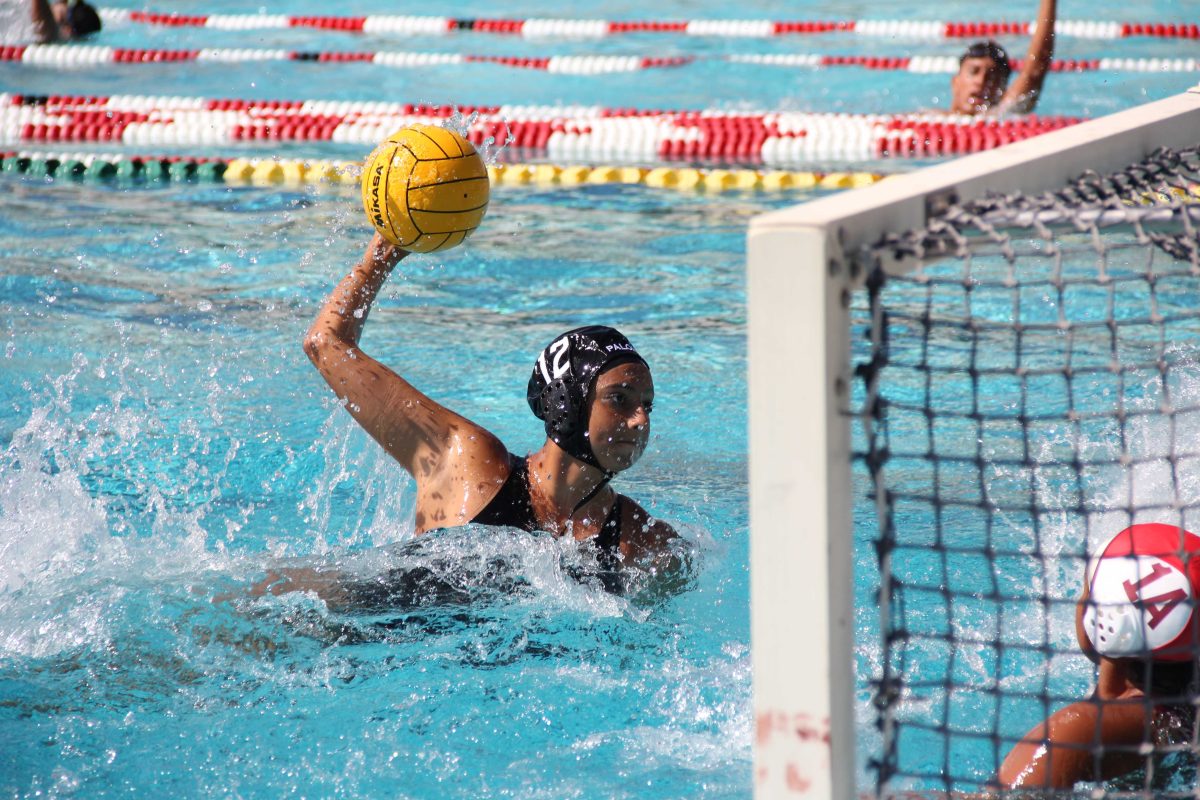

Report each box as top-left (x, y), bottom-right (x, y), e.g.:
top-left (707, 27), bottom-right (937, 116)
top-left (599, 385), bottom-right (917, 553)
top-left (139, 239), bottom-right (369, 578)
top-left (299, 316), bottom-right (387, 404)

top-left (949, 0), bottom-right (1057, 115)
top-left (998, 522), bottom-right (1200, 789)
top-left (0, 0), bottom-right (101, 45)
top-left (300, 232), bottom-right (678, 577)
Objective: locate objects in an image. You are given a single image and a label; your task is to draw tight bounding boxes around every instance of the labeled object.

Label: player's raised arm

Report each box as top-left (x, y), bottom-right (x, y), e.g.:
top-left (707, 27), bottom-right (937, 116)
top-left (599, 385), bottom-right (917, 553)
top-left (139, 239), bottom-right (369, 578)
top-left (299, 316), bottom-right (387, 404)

top-left (1003, 0), bottom-right (1057, 113)
top-left (303, 233), bottom-right (503, 488)
top-left (303, 125), bottom-right (506, 526)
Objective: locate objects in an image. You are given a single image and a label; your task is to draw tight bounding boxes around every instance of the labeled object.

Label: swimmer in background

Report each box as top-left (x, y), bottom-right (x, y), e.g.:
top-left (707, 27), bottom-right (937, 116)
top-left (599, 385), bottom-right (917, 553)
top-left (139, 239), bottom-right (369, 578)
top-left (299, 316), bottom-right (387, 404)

top-left (998, 523), bottom-right (1200, 790)
top-left (0, 0), bottom-right (101, 45)
top-left (256, 233), bottom-right (681, 601)
top-left (948, 0), bottom-right (1057, 115)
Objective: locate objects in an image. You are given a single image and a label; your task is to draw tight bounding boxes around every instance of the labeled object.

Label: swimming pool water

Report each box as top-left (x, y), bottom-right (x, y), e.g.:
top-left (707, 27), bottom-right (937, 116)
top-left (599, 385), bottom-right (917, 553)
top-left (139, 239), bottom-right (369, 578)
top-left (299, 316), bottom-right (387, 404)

top-left (2, 0), bottom-right (1197, 796)
top-left (2, 0), bottom-right (1195, 129)
top-left (0, 176), bottom-right (776, 798)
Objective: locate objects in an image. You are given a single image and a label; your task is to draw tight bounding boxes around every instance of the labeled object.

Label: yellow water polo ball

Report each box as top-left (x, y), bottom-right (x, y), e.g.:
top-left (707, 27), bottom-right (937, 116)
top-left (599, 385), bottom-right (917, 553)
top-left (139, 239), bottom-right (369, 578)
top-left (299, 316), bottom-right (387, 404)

top-left (360, 124), bottom-right (490, 253)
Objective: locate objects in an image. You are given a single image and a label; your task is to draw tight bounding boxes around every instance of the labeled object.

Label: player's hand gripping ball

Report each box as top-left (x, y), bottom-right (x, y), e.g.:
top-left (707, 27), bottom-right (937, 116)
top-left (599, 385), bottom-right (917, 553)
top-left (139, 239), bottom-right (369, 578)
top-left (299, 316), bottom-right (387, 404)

top-left (360, 124), bottom-right (490, 253)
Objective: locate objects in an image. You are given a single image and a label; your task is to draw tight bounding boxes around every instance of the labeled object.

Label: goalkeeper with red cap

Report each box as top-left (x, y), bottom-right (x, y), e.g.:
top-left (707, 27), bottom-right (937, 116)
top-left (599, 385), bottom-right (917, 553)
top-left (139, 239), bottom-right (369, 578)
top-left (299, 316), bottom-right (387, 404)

top-left (999, 523), bottom-right (1200, 789)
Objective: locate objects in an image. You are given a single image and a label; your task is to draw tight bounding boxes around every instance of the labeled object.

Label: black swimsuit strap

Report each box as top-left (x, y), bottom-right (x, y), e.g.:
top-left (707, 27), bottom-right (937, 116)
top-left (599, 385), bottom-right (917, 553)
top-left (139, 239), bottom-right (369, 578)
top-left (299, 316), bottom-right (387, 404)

top-left (470, 454), bottom-right (624, 569)
top-left (594, 495), bottom-right (623, 571)
top-left (571, 474), bottom-right (612, 518)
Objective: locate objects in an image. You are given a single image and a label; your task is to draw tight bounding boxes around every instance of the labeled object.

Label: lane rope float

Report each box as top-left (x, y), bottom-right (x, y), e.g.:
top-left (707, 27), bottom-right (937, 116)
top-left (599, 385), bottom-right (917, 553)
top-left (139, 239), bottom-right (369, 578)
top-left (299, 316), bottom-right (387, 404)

top-left (2, 45), bottom-right (1194, 75)
top-left (0, 150), bottom-right (885, 192)
top-left (94, 9), bottom-right (1200, 41)
top-left (0, 45), bottom-right (691, 74)
top-left (1, 93), bottom-right (1086, 164)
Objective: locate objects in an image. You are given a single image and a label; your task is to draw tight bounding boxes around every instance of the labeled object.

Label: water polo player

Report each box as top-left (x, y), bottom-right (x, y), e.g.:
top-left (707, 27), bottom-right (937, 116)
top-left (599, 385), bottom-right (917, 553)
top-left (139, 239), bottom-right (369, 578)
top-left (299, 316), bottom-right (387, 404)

top-left (948, 0), bottom-right (1057, 115)
top-left (998, 523), bottom-right (1200, 789)
top-left (302, 233), bottom-right (678, 572)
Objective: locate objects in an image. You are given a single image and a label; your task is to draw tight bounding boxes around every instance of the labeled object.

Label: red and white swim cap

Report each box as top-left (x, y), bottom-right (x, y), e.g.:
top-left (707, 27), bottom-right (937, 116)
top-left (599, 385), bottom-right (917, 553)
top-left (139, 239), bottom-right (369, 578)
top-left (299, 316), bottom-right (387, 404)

top-left (1083, 523), bottom-right (1200, 662)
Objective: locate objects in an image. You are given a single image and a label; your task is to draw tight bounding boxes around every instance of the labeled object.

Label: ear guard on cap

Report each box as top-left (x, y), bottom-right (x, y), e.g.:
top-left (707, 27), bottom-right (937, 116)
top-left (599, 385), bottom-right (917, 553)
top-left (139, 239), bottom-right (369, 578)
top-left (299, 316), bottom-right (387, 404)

top-left (1083, 599), bottom-right (1148, 656)
top-left (535, 378), bottom-right (577, 438)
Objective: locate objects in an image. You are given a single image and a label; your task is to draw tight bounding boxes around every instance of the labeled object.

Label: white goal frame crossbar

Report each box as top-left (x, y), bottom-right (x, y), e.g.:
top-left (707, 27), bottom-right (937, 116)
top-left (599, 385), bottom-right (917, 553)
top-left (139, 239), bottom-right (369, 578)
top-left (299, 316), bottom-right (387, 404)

top-left (747, 85), bottom-right (1200, 800)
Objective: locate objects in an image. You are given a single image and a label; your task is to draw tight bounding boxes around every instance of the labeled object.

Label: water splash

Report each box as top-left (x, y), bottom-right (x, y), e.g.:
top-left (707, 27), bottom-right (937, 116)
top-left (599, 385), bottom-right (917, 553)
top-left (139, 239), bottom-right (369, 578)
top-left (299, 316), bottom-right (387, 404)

top-left (0, 174), bottom-right (746, 799)
top-left (444, 108), bottom-right (512, 166)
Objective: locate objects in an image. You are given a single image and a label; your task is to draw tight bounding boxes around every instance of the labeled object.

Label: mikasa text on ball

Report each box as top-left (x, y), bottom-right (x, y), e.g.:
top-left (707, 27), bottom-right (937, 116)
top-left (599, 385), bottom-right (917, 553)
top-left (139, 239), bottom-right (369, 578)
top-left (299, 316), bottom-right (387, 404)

top-left (361, 124), bottom-right (490, 253)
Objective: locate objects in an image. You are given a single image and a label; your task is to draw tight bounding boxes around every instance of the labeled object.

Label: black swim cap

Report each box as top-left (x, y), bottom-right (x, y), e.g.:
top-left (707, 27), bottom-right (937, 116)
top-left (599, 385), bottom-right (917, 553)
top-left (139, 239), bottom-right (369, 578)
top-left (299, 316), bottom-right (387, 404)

top-left (960, 40), bottom-right (1012, 84)
top-left (66, 0), bottom-right (102, 37)
top-left (526, 326), bottom-right (648, 471)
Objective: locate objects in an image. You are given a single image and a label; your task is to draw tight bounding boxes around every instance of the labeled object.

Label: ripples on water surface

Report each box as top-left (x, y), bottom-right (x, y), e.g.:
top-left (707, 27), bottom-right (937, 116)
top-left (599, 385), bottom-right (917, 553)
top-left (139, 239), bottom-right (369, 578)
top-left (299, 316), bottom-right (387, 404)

top-left (3, 0), bottom-right (1197, 792)
top-left (0, 177), bottom-right (799, 797)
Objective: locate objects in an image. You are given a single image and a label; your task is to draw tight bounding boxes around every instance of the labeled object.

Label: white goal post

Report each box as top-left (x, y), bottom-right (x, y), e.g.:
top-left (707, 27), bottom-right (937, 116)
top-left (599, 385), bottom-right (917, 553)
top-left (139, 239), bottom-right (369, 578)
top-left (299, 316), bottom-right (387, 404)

top-left (747, 85), bottom-right (1200, 800)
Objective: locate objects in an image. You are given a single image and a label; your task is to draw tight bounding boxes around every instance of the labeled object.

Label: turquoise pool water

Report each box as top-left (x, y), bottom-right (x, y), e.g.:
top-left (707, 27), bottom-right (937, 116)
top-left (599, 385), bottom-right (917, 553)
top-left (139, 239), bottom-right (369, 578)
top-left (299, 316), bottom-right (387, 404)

top-left (2, 0), bottom-right (1197, 796)
top-left (0, 177), bottom-right (766, 797)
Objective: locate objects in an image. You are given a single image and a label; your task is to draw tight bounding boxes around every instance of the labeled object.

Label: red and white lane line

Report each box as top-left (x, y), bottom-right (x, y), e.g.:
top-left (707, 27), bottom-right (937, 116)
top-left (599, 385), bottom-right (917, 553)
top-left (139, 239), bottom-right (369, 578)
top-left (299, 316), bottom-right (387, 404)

top-left (95, 9), bottom-right (1200, 40)
top-left (733, 55), bottom-right (1200, 73)
top-left (1, 92), bottom-right (618, 118)
top-left (4, 45), bottom-right (1196, 74)
top-left (0, 44), bottom-right (692, 74)
top-left (0, 93), bottom-right (1084, 164)
top-left (0, 91), bottom-right (1089, 122)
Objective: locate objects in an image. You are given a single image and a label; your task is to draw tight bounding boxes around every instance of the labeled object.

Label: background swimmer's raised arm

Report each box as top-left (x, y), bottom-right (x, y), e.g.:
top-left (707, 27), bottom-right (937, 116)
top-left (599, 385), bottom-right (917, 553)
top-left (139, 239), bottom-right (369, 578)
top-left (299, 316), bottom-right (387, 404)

top-left (1002, 0), bottom-right (1057, 113)
top-left (30, 0), bottom-right (59, 42)
top-left (303, 233), bottom-right (510, 531)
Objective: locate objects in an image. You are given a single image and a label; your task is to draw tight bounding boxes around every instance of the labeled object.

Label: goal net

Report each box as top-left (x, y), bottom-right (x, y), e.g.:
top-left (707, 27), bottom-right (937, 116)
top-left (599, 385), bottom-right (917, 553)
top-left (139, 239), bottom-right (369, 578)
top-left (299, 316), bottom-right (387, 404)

top-left (748, 86), bottom-right (1200, 799)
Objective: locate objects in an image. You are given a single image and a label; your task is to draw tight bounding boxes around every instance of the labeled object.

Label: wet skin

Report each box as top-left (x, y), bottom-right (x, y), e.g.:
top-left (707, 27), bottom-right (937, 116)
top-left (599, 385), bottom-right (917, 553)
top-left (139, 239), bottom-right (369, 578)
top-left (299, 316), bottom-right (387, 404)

top-left (586, 362), bottom-right (654, 474)
top-left (950, 56), bottom-right (1007, 115)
